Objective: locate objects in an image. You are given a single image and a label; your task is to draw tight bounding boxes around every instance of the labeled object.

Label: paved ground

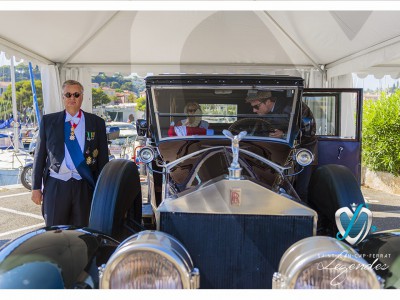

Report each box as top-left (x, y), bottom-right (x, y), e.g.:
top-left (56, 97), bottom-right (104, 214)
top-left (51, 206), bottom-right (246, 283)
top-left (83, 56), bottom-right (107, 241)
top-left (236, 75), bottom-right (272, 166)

top-left (362, 186), bottom-right (400, 231)
top-left (0, 184), bottom-right (399, 248)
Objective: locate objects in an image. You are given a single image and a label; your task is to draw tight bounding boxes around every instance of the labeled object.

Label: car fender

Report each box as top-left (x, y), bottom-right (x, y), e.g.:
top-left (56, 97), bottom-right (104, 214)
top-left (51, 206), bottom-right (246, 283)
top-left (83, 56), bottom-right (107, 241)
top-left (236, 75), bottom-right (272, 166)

top-left (355, 229), bottom-right (400, 288)
top-left (0, 226), bottom-right (119, 289)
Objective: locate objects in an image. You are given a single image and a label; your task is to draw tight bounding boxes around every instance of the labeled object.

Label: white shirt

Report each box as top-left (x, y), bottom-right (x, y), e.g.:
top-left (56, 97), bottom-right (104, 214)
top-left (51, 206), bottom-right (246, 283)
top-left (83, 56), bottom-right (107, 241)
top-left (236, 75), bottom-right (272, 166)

top-left (49, 111), bottom-right (85, 181)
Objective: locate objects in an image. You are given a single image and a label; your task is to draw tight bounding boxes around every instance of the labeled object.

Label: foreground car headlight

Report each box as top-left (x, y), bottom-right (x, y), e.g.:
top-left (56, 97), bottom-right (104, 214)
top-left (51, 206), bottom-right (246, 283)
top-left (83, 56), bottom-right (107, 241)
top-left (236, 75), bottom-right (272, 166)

top-left (138, 146), bottom-right (156, 164)
top-left (273, 236), bottom-right (382, 289)
top-left (99, 231), bottom-right (200, 289)
top-left (294, 148), bottom-right (314, 167)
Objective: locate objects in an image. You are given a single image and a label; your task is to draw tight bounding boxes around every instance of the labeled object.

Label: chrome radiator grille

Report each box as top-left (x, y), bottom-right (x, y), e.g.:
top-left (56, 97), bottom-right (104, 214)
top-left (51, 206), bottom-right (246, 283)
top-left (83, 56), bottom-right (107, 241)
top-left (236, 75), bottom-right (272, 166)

top-left (159, 212), bottom-right (314, 289)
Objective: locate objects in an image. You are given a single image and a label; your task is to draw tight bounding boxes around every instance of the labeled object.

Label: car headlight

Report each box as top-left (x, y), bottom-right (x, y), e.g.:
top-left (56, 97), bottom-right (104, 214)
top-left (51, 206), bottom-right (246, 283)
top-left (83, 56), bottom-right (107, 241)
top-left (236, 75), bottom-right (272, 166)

top-left (99, 231), bottom-right (200, 289)
top-left (138, 146), bottom-right (156, 164)
top-left (294, 148), bottom-right (314, 166)
top-left (273, 236), bottom-right (382, 289)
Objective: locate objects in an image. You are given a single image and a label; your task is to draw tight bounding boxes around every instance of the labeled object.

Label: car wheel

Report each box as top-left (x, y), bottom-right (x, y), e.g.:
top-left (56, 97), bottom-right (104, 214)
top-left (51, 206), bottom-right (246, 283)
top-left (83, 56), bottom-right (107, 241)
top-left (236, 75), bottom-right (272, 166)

top-left (308, 164), bottom-right (365, 236)
top-left (20, 163), bottom-right (33, 190)
top-left (89, 159), bottom-right (142, 240)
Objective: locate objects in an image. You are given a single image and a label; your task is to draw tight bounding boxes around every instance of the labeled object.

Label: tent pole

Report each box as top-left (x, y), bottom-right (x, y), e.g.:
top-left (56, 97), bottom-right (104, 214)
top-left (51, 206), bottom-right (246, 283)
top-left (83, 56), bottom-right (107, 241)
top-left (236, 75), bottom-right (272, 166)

top-left (10, 56), bottom-right (19, 151)
top-left (28, 62), bottom-right (41, 125)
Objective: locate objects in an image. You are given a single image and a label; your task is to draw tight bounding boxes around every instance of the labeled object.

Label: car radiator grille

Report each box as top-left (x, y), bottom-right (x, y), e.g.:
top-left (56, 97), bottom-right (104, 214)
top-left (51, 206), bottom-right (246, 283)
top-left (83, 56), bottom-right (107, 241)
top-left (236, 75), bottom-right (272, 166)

top-left (159, 212), bottom-right (314, 289)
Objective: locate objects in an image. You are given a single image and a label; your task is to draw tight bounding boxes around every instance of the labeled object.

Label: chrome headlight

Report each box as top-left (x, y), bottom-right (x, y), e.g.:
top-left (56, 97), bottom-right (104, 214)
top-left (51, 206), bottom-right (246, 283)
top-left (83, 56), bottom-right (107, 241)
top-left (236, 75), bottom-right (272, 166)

top-left (294, 148), bottom-right (314, 167)
top-left (273, 236), bottom-right (382, 289)
top-left (138, 146), bottom-right (156, 164)
top-left (99, 231), bottom-right (200, 289)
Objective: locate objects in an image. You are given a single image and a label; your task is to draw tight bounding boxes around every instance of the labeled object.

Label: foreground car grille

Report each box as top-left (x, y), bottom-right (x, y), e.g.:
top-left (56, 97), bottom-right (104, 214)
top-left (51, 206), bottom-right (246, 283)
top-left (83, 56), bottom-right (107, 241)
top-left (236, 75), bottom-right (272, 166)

top-left (159, 212), bottom-right (314, 288)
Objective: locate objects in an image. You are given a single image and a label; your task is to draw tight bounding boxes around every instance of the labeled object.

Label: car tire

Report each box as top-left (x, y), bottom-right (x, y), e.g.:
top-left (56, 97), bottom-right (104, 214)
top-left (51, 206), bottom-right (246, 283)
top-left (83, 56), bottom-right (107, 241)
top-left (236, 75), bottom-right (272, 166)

top-left (20, 163), bottom-right (33, 190)
top-left (308, 164), bottom-right (365, 236)
top-left (89, 159), bottom-right (142, 240)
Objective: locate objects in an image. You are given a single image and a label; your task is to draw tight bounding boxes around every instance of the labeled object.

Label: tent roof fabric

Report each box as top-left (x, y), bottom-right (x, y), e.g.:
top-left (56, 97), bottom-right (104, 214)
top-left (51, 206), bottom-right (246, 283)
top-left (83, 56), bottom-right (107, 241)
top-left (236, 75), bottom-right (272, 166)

top-left (1, 11), bottom-right (400, 78)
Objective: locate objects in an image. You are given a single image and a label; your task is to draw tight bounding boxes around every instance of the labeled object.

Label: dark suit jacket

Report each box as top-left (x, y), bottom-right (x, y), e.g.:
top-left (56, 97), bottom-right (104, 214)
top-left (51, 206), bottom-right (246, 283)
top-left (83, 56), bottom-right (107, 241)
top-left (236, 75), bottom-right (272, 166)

top-left (32, 110), bottom-right (109, 190)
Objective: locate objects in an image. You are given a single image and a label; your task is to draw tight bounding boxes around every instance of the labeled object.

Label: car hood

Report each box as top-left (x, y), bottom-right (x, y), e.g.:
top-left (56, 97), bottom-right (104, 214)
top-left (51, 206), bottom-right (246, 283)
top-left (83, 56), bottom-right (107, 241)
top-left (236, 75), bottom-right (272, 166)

top-left (158, 139), bottom-right (292, 192)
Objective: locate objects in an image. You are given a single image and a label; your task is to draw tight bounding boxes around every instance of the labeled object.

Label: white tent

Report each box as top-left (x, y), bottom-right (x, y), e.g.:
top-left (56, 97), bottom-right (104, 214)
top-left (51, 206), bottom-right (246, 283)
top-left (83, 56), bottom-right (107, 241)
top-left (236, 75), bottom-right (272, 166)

top-left (2, 10), bottom-right (400, 112)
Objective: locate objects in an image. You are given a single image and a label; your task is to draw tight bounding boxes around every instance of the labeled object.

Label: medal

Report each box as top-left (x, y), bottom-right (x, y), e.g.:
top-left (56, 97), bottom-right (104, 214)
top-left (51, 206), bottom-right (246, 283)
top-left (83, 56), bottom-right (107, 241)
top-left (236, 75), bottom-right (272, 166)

top-left (68, 110), bottom-right (82, 141)
top-left (70, 127), bottom-right (75, 140)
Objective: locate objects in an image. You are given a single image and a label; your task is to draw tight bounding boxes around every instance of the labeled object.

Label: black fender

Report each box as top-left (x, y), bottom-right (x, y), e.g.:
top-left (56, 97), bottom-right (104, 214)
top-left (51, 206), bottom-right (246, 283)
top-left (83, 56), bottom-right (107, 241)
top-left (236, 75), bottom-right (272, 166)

top-left (89, 159), bottom-right (142, 241)
top-left (355, 230), bottom-right (400, 289)
top-left (0, 226), bottom-right (118, 289)
top-left (308, 164), bottom-right (365, 234)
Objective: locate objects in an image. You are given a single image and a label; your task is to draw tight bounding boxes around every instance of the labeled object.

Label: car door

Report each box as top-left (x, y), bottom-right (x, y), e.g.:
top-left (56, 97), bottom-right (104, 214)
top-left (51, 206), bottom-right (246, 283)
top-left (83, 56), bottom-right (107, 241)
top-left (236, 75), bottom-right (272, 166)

top-left (302, 88), bottom-right (363, 184)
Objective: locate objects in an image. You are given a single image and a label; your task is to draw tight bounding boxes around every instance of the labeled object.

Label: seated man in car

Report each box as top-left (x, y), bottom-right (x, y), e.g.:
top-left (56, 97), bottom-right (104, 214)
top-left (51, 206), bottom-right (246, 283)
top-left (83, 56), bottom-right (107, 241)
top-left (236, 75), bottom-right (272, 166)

top-left (246, 90), bottom-right (318, 203)
top-left (168, 102), bottom-right (211, 136)
top-left (245, 90), bottom-right (291, 138)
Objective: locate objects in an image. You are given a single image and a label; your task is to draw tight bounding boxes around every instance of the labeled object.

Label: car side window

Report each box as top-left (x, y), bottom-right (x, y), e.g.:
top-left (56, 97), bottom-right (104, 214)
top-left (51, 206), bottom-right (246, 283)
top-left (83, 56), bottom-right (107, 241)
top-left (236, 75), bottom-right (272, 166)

top-left (303, 91), bottom-right (359, 140)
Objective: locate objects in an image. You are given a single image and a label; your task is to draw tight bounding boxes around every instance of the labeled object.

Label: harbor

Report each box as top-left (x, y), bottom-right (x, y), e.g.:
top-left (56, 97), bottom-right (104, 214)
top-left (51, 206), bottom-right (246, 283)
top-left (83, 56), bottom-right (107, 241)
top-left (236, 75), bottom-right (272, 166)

top-left (0, 149), bottom-right (31, 186)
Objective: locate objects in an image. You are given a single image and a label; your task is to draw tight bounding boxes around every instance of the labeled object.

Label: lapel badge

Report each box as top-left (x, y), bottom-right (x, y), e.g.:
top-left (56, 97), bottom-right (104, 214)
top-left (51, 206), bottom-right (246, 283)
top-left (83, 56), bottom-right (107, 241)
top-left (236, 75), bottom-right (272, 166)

top-left (86, 156), bottom-right (92, 165)
top-left (93, 149), bottom-right (99, 158)
top-left (86, 131), bottom-right (95, 141)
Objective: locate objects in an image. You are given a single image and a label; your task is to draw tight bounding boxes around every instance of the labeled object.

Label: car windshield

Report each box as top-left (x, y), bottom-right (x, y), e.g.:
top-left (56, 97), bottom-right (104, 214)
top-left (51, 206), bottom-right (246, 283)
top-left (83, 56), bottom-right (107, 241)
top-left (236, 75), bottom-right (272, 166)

top-left (151, 86), bottom-right (298, 142)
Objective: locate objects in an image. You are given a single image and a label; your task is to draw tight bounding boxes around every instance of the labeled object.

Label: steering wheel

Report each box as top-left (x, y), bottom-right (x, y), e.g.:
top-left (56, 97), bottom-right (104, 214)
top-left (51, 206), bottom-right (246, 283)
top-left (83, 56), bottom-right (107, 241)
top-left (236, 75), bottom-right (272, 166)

top-left (228, 118), bottom-right (273, 136)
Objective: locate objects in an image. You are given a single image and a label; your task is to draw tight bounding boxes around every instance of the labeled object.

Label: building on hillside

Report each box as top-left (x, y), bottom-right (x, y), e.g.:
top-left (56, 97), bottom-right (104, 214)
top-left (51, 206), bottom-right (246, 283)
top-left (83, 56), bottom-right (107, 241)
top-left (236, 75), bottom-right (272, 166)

top-left (0, 82), bottom-right (10, 96)
top-left (101, 87), bottom-right (116, 97)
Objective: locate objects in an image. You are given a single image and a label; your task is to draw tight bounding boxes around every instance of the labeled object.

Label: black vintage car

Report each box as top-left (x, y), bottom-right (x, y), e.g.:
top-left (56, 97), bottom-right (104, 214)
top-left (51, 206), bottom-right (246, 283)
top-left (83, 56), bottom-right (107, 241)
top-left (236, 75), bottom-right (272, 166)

top-left (0, 74), bottom-right (399, 289)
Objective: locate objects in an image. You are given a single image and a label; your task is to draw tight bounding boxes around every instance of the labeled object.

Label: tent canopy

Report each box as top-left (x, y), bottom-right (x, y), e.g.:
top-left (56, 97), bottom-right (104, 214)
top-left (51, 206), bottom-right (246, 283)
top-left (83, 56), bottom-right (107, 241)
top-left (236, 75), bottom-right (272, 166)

top-left (1, 10), bottom-right (400, 112)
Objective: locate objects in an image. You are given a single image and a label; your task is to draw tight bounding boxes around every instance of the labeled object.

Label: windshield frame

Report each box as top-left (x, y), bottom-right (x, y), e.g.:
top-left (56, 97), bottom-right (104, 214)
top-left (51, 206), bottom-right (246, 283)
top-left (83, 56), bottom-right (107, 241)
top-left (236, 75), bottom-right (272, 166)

top-left (149, 84), bottom-right (300, 144)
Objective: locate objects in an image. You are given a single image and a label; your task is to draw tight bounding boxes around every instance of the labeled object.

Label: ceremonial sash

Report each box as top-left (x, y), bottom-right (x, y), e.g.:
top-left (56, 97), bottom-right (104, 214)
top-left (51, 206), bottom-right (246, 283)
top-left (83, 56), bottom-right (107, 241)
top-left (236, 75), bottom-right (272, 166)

top-left (64, 122), bottom-right (95, 189)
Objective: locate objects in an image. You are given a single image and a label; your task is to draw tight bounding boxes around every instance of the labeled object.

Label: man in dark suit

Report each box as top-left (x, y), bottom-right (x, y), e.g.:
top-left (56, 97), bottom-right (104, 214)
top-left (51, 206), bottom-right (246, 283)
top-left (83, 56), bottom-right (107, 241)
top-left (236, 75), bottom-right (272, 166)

top-left (245, 90), bottom-right (292, 138)
top-left (31, 80), bottom-right (109, 226)
top-left (246, 90), bottom-right (318, 203)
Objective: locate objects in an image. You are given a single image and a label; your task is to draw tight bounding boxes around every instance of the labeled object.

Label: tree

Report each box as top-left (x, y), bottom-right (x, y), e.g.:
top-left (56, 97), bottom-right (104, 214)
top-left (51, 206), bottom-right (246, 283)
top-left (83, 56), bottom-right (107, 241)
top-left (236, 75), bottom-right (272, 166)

top-left (120, 82), bottom-right (133, 91)
top-left (2, 80), bottom-right (43, 121)
top-left (92, 88), bottom-right (111, 107)
top-left (127, 94), bottom-right (136, 103)
top-left (0, 64), bottom-right (41, 82)
top-left (363, 90), bottom-right (400, 175)
top-left (135, 96), bottom-right (146, 111)
top-left (111, 81), bottom-right (120, 89)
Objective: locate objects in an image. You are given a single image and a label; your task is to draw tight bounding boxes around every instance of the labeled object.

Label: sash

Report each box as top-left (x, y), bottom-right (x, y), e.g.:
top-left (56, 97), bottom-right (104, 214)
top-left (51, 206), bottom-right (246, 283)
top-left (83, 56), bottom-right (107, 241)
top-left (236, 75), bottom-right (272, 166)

top-left (64, 122), bottom-right (95, 189)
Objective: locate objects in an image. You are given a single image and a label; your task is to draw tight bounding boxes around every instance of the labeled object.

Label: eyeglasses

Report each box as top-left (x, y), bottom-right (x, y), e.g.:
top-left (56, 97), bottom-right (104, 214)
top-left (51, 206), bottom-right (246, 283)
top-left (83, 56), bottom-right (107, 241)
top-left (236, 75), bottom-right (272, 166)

top-left (251, 102), bottom-right (264, 110)
top-left (187, 108), bottom-right (197, 113)
top-left (64, 92), bottom-right (82, 98)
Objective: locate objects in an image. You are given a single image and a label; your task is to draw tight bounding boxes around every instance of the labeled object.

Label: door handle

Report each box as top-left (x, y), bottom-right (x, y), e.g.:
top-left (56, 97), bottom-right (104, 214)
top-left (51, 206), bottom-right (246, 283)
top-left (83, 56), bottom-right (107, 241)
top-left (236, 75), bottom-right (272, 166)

top-left (337, 146), bottom-right (344, 159)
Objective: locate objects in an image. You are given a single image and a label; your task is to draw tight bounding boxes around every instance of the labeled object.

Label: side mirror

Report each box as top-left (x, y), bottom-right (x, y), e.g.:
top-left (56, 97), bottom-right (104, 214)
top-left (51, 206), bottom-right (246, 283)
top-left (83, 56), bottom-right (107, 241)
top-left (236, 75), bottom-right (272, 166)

top-left (301, 117), bottom-right (313, 138)
top-left (136, 119), bottom-right (147, 136)
top-left (106, 126), bottom-right (120, 140)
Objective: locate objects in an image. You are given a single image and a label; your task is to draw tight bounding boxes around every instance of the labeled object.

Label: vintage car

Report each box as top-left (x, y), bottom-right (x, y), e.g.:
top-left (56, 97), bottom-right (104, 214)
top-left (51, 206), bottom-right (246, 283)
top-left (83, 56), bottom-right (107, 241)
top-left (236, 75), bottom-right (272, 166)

top-left (0, 74), bottom-right (399, 289)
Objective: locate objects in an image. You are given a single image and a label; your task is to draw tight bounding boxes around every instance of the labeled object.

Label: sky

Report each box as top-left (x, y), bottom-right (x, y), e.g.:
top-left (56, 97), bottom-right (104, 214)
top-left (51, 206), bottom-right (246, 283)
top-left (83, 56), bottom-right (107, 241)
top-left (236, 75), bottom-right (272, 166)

top-left (353, 74), bottom-right (400, 91)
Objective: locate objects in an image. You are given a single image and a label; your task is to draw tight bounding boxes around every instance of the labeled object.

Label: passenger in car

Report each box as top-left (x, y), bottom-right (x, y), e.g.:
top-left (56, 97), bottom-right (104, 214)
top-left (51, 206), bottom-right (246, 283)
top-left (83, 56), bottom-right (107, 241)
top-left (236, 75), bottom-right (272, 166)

top-left (168, 102), bottom-right (212, 136)
top-left (176, 102), bottom-right (209, 129)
